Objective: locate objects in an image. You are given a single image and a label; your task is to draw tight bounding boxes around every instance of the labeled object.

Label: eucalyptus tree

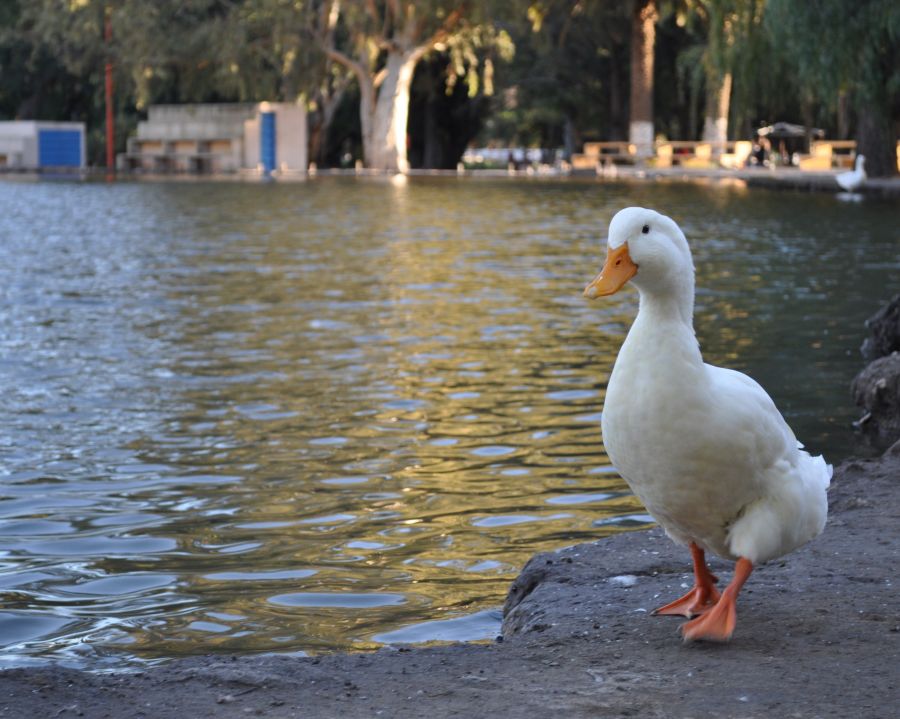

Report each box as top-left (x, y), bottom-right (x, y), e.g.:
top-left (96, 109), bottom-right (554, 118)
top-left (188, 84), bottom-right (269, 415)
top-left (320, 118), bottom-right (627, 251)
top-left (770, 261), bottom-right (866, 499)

top-left (306, 1), bottom-right (355, 164)
top-left (321, 0), bottom-right (511, 172)
top-left (767, 0), bottom-right (899, 176)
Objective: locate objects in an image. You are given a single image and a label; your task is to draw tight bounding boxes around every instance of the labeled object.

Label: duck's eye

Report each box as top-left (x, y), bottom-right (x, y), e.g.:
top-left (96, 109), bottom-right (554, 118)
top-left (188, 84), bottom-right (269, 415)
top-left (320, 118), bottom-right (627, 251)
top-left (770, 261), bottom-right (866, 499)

top-left (615, 259), bottom-right (622, 266)
top-left (641, 225), bottom-right (650, 234)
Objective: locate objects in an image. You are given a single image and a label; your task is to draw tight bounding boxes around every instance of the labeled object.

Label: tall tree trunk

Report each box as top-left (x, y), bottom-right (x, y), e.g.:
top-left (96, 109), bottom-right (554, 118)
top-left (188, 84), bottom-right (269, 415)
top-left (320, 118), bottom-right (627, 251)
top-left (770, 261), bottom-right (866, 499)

top-left (855, 101), bottom-right (897, 178)
top-left (369, 50), bottom-right (419, 173)
top-left (837, 91), bottom-right (850, 140)
top-left (702, 71), bottom-right (732, 148)
top-left (629, 0), bottom-right (657, 156)
top-left (358, 75), bottom-right (376, 167)
top-left (563, 115), bottom-right (577, 160)
top-left (608, 49), bottom-right (626, 140)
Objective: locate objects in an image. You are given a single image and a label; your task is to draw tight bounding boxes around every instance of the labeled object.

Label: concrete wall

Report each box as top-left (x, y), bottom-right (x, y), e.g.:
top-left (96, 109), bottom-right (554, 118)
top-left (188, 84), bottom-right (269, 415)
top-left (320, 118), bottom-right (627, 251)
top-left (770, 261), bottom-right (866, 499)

top-left (0, 121), bottom-right (86, 169)
top-left (243, 103), bottom-right (308, 173)
top-left (137, 104), bottom-right (257, 143)
top-left (243, 117), bottom-right (260, 170)
top-left (124, 102), bottom-right (308, 175)
top-left (272, 103), bottom-right (307, 172)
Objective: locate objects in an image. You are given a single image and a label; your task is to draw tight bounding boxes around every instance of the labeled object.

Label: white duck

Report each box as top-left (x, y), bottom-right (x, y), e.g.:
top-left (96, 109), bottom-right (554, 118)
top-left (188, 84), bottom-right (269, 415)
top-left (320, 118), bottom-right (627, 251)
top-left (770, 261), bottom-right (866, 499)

top-left (836, 154), bottom-right (866, 192)
top-left (583, 207), bottom-right (831, 642)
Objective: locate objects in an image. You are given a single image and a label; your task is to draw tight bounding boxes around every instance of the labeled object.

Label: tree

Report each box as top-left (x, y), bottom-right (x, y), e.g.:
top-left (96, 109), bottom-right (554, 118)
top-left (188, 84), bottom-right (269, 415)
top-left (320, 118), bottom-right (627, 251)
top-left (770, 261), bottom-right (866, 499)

top-left (306, 1), bottom-right (355, 165)
top-left (629, 0), bottom-right (658, 155)
top-left (768, 0), bottom-right (899, 177)
top-left (675, 0), bottom-right (767, 147)
top-left (321, 1), bottom-right (507, 172)
top-left (0, 1), bottom-right (94, 123)
top-left (697, 1), bottom-right (734, 145)
top-left (517, 2), bottom-right (630, 150)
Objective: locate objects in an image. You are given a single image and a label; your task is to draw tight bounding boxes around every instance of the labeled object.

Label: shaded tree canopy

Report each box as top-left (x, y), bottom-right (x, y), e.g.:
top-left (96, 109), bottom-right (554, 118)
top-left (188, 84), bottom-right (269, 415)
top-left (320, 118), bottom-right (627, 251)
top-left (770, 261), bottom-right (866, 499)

top-left (767, 0), bottom-right (900, 176)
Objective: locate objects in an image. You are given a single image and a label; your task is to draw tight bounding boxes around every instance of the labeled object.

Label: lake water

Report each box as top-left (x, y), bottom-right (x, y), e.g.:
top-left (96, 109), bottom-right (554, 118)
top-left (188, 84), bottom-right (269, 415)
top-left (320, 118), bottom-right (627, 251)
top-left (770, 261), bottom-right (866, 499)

top-left (0, 176), bottom-right (895, 669)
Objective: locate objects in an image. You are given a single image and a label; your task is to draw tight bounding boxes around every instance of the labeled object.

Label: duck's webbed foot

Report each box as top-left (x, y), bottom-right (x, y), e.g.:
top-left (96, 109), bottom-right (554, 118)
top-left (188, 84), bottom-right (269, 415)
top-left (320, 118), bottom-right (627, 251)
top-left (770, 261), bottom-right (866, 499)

top-left (652, 542), bottom-right (720, 618)
top-left (681, 557), bottom-right (753, 642)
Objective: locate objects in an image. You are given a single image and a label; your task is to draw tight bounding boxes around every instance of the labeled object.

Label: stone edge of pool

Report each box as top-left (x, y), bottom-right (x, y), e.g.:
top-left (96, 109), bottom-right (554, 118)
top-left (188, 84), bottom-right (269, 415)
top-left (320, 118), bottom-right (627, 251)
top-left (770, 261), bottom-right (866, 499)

top-left (5, 167), bottom-right (900, 198)
top-left (0, 443), bottom-right (897, 718)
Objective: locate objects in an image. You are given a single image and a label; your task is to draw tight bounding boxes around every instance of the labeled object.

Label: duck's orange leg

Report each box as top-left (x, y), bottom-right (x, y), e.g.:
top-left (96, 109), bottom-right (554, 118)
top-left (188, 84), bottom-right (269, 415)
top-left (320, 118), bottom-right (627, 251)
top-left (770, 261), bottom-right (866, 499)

top-left (681, 557), bottom-right (753, 642)
top-left (652, 543), bottom-right (721, 618)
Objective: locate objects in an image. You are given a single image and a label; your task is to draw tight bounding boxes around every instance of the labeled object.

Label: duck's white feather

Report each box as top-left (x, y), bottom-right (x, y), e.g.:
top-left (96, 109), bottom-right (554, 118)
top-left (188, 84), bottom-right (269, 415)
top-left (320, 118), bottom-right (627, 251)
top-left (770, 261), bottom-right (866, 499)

top-left (599, 207), bottom-right (830, 565)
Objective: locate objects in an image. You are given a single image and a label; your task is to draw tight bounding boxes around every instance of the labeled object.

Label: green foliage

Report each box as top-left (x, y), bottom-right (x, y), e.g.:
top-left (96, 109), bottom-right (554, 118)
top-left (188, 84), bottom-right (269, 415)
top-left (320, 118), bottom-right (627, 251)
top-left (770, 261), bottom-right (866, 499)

top-left (767, 0), bottom-right (900, 108)
top-left (767, 0), bottom-right (899, 174)
top-left (482, 1), bottom-right (631, 147)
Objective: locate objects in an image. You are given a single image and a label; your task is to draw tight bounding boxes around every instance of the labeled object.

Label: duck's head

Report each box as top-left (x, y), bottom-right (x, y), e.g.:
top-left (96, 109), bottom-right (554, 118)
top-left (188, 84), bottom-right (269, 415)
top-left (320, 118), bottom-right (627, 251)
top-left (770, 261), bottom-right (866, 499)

top-left (583, 207), bottom-right (693, 300)
top-left (856, 155), bottom-right (866, 172)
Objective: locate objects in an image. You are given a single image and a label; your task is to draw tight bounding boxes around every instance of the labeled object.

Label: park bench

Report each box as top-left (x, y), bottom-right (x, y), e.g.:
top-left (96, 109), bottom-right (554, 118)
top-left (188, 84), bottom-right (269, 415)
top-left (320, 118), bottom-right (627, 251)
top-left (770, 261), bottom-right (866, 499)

top-left (655, 141), bottom-right (714, 168)
top-left (571, 142), bottom-right (637, 170)
top-left (797, 140), bottom-right (858, 171)
top-left (719, 141), bottom-right (753, 169)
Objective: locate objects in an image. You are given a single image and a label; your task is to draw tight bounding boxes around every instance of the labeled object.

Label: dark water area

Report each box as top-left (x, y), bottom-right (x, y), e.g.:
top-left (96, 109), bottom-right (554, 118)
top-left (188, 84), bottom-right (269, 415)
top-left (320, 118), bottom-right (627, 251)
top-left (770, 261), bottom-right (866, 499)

top-left (0, 176), bottom-right (895, 668)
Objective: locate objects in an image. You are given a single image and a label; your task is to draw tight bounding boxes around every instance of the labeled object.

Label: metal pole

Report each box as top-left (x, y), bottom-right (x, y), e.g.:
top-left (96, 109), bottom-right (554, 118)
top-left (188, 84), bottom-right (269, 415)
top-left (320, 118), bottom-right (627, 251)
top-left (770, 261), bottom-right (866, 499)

top-left (105, 6), bottom-right (115, 179)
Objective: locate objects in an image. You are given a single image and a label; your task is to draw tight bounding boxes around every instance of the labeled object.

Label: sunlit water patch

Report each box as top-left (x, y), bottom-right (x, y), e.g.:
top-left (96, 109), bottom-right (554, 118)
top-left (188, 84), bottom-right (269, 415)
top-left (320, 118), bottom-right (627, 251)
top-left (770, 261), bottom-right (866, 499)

top-left (0, 177), bottom-right (895, 668)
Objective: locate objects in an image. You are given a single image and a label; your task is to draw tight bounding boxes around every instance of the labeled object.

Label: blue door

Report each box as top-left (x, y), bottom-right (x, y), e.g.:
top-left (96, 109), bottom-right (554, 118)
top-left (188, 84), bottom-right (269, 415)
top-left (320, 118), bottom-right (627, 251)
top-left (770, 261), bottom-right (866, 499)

top-left (260, 112), bottom-right (276, 174)
top-left (38, 130), bottom-right (82, 167)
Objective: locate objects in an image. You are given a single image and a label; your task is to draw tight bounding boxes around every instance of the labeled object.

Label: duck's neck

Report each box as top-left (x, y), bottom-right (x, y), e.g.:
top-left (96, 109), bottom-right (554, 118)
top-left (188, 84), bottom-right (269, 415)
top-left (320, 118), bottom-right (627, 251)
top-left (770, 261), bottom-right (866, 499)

top-left (628, 279), bottom-right (702, 364)
top-left (635, 275), bottom-right (696, 331)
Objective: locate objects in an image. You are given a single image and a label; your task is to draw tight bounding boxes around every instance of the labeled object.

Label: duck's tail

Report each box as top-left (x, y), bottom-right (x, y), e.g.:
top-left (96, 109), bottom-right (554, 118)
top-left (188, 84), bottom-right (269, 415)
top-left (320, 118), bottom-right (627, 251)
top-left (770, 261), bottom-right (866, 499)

top-left (727, 448), bottom-right (831, 564)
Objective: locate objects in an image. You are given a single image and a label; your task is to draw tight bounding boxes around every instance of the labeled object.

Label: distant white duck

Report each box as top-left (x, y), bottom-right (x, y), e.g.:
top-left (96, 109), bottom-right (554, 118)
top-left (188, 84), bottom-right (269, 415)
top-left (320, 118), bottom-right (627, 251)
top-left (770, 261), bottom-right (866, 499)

top-left (583, 207), bottom-right (831, 642)
top-left (836, 154), bottom-right (866, 192)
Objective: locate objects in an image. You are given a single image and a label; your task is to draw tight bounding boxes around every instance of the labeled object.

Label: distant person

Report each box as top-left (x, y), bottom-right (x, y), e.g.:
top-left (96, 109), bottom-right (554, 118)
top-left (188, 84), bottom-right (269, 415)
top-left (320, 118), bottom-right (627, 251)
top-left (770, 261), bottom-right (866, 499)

top-left (752, 142), bottom-right (766, 166)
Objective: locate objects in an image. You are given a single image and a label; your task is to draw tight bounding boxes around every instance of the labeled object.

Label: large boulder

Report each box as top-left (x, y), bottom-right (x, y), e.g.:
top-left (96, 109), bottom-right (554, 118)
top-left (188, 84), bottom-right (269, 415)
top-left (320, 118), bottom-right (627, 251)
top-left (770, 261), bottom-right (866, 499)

top-left (861, 294), bottom-right (900, 361)
top-left (851, 351), bottom-right (900, 447)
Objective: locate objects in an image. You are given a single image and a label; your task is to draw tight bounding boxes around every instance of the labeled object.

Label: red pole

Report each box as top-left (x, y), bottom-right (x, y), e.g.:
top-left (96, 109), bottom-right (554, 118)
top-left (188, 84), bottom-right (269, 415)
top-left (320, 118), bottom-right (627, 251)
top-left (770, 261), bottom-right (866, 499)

top-left (104, 7), bottom-right (115, 179)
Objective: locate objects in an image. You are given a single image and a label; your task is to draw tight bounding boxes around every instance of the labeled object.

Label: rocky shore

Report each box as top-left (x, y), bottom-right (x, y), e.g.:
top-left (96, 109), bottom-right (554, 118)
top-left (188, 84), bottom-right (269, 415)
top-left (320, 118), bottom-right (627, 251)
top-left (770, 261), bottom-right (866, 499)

top-left (1, 442), bottom-right (897, 719)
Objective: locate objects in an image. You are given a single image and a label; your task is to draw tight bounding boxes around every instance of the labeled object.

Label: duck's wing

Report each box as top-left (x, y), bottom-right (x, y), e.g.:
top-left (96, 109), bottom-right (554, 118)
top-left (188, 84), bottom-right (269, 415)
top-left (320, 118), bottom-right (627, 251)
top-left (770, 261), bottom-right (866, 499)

top-left (705, 364), bottom-right (831, 562)
top-left (704, 363), bottom-right (798, 463)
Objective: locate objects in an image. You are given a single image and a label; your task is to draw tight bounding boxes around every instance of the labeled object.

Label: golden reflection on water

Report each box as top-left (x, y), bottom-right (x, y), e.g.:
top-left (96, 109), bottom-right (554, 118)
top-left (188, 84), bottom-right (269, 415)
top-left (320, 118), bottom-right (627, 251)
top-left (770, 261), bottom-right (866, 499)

top-left (115, 178), bottom-right (649, 659)
top-left (0, 177), bottom-right (895, 666)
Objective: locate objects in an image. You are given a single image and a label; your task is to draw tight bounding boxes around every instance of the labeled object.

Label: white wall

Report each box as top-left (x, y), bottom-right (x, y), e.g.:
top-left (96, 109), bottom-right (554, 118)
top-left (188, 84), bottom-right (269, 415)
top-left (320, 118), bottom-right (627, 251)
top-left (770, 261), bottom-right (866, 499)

top-left (240, 104), bottom-right (308, 174)
top-left (273, 103), bottom-right (308, 172)
top-left (243, 117), bottom-right (260, 170)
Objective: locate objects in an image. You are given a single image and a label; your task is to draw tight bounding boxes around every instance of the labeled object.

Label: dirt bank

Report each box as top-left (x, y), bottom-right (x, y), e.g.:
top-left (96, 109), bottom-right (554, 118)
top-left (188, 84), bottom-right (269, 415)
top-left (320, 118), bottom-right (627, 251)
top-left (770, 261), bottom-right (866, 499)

top-left (1, 446), bottom-right (897, 719)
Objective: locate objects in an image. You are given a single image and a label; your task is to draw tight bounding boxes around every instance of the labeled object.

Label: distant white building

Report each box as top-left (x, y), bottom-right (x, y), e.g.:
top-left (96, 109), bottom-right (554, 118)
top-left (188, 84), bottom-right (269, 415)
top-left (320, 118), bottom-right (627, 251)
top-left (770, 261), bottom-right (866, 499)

top-left (0, 121), bottom-right (86, 170)
top-left (120, 102), bottom-right (307, 175)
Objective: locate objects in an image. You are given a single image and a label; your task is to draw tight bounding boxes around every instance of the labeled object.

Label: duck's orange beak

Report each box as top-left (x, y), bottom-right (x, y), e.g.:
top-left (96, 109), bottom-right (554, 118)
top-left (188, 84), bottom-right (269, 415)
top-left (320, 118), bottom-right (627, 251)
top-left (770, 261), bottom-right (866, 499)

top-left (583, 243), bottom-right (638, 299)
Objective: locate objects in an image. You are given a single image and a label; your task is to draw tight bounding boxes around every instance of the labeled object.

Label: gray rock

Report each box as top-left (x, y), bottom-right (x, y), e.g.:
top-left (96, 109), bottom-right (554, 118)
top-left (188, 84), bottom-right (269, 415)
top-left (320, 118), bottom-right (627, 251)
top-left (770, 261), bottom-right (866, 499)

top-left (851, 351), bottom-right (900, 447)
top-left (860, 294), bottom-right (900, 361)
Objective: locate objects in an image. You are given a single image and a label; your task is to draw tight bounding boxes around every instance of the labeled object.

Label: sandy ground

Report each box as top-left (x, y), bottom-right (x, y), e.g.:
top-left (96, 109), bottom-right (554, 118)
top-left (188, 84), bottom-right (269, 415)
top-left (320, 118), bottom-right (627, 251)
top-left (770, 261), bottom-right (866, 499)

top-left (1, 444), bottom-right (897, 719)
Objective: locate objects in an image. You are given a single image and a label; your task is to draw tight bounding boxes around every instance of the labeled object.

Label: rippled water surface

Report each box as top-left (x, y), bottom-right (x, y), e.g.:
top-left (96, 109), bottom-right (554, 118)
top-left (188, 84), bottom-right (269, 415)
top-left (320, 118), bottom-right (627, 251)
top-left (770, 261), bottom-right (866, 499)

top-left (0, 177), bottom-right (895, 668)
